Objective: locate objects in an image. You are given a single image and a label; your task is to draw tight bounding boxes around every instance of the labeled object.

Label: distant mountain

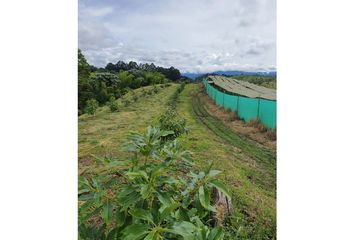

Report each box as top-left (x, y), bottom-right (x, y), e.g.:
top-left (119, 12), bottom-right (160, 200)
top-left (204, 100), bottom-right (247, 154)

top-left (182, 70), bottom-right (277, 80)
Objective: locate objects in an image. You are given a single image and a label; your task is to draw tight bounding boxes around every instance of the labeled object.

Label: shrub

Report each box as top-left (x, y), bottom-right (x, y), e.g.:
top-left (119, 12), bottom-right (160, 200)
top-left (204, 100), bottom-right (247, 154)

top-left (107, 96), bottom-right (119, 112)
top-left (159, 109), bottom-right (188, 141)
top-left (78, 126), bottom-right (230, 240)
top-left (85, 99), bottom-right (99, 116)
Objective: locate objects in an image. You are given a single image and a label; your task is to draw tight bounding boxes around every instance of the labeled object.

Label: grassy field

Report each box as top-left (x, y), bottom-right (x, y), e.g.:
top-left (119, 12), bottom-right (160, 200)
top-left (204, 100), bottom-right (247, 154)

top-left (78, 83), bottom-right (276, 239)
top-left (78, 84), bottom-right (179, 173)
top-left (177, 84), bottom-right (276, 239)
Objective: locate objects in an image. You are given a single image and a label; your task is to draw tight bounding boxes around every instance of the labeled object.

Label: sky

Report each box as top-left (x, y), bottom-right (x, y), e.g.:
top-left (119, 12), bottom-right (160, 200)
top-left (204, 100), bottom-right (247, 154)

top-left (79, 0), bottom-right (276, 73)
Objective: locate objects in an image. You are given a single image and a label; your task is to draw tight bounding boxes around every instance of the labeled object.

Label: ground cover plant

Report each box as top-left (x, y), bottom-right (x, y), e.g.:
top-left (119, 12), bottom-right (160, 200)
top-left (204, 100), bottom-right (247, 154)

top-left (79, 126), bottom-right (230, 240)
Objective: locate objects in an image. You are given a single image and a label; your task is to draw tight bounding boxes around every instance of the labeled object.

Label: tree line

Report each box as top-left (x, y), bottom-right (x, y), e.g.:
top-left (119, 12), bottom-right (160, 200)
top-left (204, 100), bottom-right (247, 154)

top-left (78, 49), bottom-right (187, 115)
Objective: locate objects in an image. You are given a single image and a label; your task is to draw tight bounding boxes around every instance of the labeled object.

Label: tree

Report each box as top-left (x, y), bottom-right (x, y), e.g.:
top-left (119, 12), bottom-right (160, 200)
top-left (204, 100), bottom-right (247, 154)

top-left (118, 70), bottom-right (134, 89)
top-left (78, 49), bottom-right (90, 81)
top-left (78, 49), bottom-right (93, 113)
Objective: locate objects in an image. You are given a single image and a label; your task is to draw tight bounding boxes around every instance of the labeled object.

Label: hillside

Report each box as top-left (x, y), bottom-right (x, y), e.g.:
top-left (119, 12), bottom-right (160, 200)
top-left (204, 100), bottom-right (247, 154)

top-left (78, 83), bottom-right (276, 239)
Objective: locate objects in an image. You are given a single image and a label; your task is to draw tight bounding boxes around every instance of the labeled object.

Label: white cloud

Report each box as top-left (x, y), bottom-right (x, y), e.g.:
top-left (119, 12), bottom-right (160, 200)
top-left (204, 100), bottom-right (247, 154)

top-left (79, 0), bottom-right (276, 73)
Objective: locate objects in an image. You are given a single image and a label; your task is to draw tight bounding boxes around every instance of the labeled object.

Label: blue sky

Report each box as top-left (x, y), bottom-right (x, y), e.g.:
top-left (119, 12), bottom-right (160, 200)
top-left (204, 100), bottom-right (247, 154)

top-left (79, 0), bottom-right (276, 73)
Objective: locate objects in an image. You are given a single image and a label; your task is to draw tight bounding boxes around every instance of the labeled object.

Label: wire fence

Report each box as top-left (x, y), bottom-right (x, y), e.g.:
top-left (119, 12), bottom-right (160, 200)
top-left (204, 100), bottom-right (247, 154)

top-left (203, 80), bottom-right (276, 129)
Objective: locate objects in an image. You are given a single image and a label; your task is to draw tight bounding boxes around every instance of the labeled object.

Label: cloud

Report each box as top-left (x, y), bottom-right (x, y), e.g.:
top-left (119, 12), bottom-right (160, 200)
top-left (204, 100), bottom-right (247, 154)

top-left (79, 0), bottom-right (276, 73)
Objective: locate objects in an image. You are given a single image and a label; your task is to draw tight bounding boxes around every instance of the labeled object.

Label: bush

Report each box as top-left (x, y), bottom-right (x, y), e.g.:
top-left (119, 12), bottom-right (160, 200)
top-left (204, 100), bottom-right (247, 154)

top-left (107, 96), bottom-right (119, 112)
top-left (78, 126), bottom-right (230, 240)
top-left (85, 99), bottom-right (98, 116)
top-left (159, 109), bottom-right (188, 141)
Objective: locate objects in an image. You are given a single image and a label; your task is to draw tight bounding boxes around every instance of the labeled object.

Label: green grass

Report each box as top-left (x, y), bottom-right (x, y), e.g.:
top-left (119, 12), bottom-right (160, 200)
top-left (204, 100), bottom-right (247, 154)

top-left (177, 84), bottom-right (276, 239)
top-left (78, 84), bottom-right (179, 172)
top-left (78, 83), bottom-right (276, 239)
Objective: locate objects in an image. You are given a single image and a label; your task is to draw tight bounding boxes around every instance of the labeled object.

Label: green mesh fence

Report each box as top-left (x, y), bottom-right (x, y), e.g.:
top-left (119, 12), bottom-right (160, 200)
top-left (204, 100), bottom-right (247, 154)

top-left (215, 89), bottom-right (224, 107)
top-left (223, 94), bottom-right (238, 112)
top-left (258, 99), bottom-right (276, 129)
top-left (237, 97), bottom-right (259, 122)
top-left (203, 80), bottom-right (276, 129)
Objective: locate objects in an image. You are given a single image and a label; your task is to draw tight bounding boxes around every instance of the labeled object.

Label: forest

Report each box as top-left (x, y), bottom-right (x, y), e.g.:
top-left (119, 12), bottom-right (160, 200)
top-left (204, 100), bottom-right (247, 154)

top-left (78, 49), bottom-right (187, 115)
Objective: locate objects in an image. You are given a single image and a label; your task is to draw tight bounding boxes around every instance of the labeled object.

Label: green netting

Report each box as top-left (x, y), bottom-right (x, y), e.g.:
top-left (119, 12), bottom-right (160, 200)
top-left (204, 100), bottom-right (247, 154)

top-left (223, 94), bottom-right (238, 112)
top-left (203, 82), bottom-right (276, 129)
top-left (259, 99), bottom-right (276, 129)
top-left (215, 89), bottom-right (223, 107)
top-left (237, 97), bottom-right (259, 122)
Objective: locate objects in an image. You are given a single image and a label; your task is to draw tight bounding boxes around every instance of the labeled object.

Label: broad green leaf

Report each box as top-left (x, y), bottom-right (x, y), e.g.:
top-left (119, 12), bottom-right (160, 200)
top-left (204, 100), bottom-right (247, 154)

top-left (117, 187), bottom-right (141, 210)
top-left (122, 224), bottom-right (149, 240)
top-left (129, 208), bottom-right (154, 224)
top-left (157, 192), bottom-right (171, 206)
top-left (198, 186), bottom-right (216, 212)
top-left (160, 130), bottom-right (175, 137)
top-left (165, 221), bottom-right (197, 239)
top-left (140, 184), bottom-right (150, 199)
top-left (102, 200), bottom-right (112, 224)
top-left (116, 209), bottom-right (126, 227)
top-left (143, 229), bottom-right (157, 240)
top-left (126, 171), bottom-right (149, 181)
top-left (208, 180), bottom-right (231, 200)
top-left (207, 170), bottom-right (221, 178)
top-left (159, 202), bottom-right (180, 222)
top-left (208, 227), bottom-right (224, 240)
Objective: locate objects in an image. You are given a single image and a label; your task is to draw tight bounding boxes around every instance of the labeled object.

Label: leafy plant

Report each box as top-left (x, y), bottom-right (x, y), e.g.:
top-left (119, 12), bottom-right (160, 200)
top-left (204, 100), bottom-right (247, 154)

top-left (78, 126), bottom-right (230, 240)
top-left (159, 109), bottom-right (188, 141)
top-left (107, 96), bottom-right (119, 112)
top-left (85, 99), bottom-right (99, 116)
